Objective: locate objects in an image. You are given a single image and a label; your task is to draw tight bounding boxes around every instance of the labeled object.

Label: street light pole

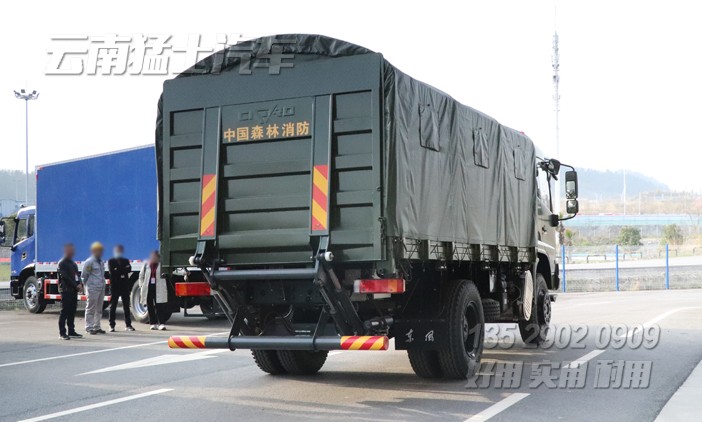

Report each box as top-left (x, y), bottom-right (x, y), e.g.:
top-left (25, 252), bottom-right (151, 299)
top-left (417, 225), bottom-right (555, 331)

top-left (13, 89), bottom-right (39, 204)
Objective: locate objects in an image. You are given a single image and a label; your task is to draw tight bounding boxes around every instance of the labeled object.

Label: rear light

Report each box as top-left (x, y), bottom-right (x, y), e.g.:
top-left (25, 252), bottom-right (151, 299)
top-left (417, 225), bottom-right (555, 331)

top-left (175, 282), bottom-right (211, 297)
top-left (353, 278), bottom-right (405, 294)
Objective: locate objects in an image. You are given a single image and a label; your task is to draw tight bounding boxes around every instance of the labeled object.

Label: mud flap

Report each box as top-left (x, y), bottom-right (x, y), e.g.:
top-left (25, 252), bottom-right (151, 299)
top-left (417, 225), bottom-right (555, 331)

top-left (391, 319), bottom-right (449, 351)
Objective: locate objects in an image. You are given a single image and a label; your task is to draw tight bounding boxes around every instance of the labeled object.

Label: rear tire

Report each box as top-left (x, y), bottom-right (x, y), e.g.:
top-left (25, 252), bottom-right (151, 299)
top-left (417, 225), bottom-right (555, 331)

top-left (277, 350), bottom-right (328, 375)
top-left (407, 350), bottom-right (443, 378)
top-left (518, 273), bottom-right (551, 345)
top-left (200, 300), bottom-right (224, 320)
top-left (130, 282), bottom-right (149, 323)
top-left (252, 350), bottom-right (287, 375)
top-left (23, 277), bottom-right (46, 314)
top-left (438, 279), bottom-right (484, 379)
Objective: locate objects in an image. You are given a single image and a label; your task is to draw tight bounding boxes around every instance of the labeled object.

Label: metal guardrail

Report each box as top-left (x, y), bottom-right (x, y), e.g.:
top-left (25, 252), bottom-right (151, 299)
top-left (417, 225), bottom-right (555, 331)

top-left (586, 254), bottom-right (607, 263)
top-left (558, 245), bottom-right (702, 292)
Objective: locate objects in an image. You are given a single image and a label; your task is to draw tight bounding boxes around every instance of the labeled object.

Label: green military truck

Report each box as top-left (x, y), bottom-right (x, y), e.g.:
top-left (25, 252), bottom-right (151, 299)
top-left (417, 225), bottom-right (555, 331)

top-left (157, 34), bottom-right (579, 379)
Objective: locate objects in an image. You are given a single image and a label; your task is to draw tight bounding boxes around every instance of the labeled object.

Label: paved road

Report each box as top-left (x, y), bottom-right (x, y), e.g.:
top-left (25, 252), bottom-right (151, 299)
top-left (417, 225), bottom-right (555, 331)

top-left (1, 290), bottom-right (701, 421)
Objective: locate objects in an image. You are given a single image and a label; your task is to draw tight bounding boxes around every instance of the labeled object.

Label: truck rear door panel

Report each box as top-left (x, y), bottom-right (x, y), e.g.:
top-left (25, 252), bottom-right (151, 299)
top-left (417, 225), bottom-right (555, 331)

top-left (163, 110), bottom-right (204, 267)
top-left (162, 53), bottom-right (383, 266)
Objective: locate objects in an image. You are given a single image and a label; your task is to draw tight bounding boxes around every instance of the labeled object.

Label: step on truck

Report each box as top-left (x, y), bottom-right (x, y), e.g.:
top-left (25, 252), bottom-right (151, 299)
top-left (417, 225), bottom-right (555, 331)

top-left (159, 34), bottom-right (580, 378)
top-left (0, 146), bottom-right (222, 321)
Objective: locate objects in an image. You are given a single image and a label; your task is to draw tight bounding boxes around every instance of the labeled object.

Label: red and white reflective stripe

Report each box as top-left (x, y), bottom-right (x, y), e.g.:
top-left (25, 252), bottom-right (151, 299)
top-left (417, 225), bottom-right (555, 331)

top-left (44, 278), bottom-right (110, 285)
top-left (43, 278), bottom-right (111, 301)
top-left (353, 278), bottom-right (406, 294)
top-left (44, 294), bottom-right (112, 301)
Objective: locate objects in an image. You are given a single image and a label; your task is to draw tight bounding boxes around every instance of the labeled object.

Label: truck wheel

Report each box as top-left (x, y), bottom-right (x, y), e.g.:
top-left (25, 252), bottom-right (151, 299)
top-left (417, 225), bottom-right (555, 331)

top-left (407, 350), bottom-right (443, 378)
top-left (130, 282), bottom-right (149, 324)
top-left (23, 277), bottom-right (46, 314)
top-left (438, 279), bottom-right (484, 379)
top-left (200, 300), bottom-right (224, 320)
top-left (277, 350), bottom-right (328, 375)
top-left (482, 299), bottom-right (501, 323)
top-left (518, 273), bottom-right (551, 345)
top-left (251, 350), bottom-right (287, 375)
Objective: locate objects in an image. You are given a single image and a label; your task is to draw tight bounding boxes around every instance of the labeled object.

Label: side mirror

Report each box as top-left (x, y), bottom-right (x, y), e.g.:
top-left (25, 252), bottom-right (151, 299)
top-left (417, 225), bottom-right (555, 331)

top-left (565, 170), bottom-right (578, 199)
top-left (549, 214), bottom-right (559, 228)
top-left (566, 199), bottom-right (579, 215)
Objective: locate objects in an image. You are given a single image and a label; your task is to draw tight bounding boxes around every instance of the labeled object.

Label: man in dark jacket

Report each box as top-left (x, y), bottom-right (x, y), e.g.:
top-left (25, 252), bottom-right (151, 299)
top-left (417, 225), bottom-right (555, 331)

top-left (58, 243), bottom-right (83, 340)
top-left (108, 244), bottom-right (134, 331)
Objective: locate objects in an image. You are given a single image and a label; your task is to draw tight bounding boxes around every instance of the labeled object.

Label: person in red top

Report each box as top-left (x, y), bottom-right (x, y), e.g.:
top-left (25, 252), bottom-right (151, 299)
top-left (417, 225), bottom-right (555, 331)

top-left (138, 251), bottom-right (169, 330)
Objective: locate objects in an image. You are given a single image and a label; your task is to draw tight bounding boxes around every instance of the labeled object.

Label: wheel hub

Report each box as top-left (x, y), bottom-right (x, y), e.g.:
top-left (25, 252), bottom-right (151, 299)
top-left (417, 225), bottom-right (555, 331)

top-left (522, 272), bottom-right (534, 320)
top-left (462, 302), bottom-right (481, 355)
top-left (25, 285), bottom-right (37, 306)
top-left (542, 293), bottom-right (551, 324)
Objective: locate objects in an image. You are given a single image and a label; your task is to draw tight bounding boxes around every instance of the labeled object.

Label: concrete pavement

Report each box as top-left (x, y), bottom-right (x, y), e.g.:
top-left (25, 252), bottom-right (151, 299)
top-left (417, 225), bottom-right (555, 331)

top-left (0, 290), bottom-right (700, 421)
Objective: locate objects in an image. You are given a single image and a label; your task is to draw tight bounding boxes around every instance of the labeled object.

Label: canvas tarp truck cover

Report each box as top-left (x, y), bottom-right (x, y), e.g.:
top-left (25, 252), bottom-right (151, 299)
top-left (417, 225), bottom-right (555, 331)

top-left (155, 34), bottom-right (536, 265)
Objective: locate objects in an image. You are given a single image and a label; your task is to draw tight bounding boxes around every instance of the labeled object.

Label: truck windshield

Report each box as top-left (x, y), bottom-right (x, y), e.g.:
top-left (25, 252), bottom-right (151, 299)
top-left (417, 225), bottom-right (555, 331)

top-left (15, 218), bottom-right (28, 243)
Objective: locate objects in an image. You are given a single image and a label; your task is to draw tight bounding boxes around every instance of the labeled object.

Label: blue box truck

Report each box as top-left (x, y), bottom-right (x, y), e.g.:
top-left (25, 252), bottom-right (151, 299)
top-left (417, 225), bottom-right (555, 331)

top-left (0, 146), bottom-right (219, 322)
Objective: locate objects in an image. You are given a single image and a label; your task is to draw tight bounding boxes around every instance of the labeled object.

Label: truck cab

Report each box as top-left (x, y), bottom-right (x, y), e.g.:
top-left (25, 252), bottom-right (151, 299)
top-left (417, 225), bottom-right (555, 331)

top-left (1, 206), bottom-right (36, 299)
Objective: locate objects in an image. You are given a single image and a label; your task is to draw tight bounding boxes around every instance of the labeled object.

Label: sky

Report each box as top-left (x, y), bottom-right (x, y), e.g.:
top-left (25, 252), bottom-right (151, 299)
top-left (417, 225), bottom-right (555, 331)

top-left (1, 0), bottom-right (701, 192)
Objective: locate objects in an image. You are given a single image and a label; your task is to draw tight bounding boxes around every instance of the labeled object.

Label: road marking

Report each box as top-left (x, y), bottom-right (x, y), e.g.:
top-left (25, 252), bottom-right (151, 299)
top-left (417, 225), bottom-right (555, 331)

top-left (561, 308), bottom-right (697, 370)
top-left (0, 331), bottom-right (230, 369)
top-left (619, 307), bottom-right (697, 340)
top-left (655, 357), bottom-right (702, 421)
top-left (563, 349), bottom-right (606, 369)
top-left (0, 341), bottom-right (166, 369)
top-left (78, 349), bottom-right (228, 375)
top-left (465, 393), bottom-right (529, 421)
top-left (17, 388), bottom-right (172, 422)
top-left (627, 307), bottom-right (692, 338)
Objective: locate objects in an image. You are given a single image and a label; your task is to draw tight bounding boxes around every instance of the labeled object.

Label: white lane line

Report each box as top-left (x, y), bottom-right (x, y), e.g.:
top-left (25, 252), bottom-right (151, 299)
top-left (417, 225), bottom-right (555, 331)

top-left (563, 307), bottom-right (696, 369)
top-left (78, 350), bottom-right (228, 375)
top-left (0, 341), bottom-right (166, 369)
top-left (619, 307), bottom-right (697, 340)
top-left (563, 349), bottom-right (606, 369)
top-left (17, 388), bottom-right (173, 422)
top-left (465, 393), bottom-right (530, 421)
top-left (626, 307), bottom-right (693, 339)
top-left (0, 331), bottom-right (230, 369)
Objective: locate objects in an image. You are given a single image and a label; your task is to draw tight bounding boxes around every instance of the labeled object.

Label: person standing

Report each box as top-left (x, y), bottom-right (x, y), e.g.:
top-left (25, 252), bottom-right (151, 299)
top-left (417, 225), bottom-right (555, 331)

top-left (58, 243), bottom-right (83, 340)
top-left (108, 244), bottom-right (135, 332)
top-left (81, 242), bottom-right (106, 335)
top-left (139, 251), bottom-right (168, 330)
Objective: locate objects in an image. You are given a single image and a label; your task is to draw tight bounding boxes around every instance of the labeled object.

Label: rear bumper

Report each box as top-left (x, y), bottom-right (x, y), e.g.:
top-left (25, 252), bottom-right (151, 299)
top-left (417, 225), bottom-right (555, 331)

top-left (168, 335), bottom-right (389, 351)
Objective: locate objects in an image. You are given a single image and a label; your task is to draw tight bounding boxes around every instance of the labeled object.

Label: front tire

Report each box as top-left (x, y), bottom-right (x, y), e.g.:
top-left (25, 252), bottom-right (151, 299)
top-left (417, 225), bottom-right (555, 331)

top-left (24, 277), bottom-right (46, 314)
top-left (438, 279), bottom-right (484, 379)
top-left (518, 273), bottom-right (551, 345)
top-left (277, 350), bottom-right (328, 375)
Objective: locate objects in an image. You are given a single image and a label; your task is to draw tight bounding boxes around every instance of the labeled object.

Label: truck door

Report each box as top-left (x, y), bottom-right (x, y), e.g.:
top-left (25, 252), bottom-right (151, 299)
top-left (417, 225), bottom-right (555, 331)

top-left (162, 53), bottom-right (384, 266)
top-left (11, 214), bottom-right (35, 277)
top-left (536, 168), bottom-right (557, 253)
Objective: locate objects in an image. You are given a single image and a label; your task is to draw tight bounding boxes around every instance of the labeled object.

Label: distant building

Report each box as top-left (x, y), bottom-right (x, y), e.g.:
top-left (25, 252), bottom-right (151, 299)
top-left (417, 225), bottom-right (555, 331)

top-left (0, 199), bottom-right (21, 217)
